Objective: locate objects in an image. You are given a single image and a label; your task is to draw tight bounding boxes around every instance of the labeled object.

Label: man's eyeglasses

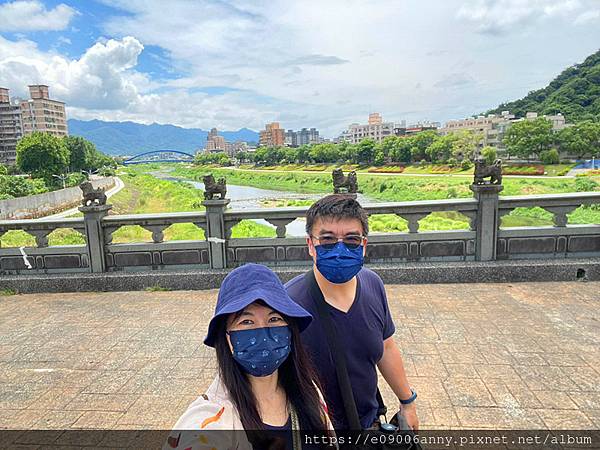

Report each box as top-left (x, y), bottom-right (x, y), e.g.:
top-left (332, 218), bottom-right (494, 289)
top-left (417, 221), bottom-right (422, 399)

top-left (310, 234), bottom-right (365, 250)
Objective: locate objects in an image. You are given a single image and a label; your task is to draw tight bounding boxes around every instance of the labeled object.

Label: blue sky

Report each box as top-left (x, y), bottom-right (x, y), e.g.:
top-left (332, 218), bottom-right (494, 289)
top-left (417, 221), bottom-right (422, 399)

top-left (0, 0), bottom-right (599, 136)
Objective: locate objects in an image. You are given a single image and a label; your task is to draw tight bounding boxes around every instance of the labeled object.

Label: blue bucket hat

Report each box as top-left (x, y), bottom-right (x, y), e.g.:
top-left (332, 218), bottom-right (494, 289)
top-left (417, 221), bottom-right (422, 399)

top-left (204, 263), bottom-right (312, 347)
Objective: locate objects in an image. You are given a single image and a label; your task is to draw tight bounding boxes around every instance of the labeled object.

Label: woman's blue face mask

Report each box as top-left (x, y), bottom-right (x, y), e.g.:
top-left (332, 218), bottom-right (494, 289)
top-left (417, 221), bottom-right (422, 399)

top-left (227, 326), bottom-right (291, 377)
top-left (315, 241), bottom-right (364, 284)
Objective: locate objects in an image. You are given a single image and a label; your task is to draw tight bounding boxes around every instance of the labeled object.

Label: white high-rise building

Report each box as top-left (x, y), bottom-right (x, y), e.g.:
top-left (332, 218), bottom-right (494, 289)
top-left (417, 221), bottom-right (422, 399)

top-left (0, 87), bottom-right (23, 165)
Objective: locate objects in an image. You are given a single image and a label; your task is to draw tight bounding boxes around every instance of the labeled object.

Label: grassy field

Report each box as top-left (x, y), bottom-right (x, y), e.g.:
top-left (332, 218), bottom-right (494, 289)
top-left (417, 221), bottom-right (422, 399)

top-left (233, 162), bottom-right (576, 176)
top-left (170, 164), bottom-right (600, 229)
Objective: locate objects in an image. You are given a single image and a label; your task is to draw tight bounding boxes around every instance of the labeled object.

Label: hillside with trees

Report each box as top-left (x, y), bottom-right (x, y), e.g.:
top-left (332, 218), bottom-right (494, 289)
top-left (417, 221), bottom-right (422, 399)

top-left (486, 49), bottom-right (600, 122)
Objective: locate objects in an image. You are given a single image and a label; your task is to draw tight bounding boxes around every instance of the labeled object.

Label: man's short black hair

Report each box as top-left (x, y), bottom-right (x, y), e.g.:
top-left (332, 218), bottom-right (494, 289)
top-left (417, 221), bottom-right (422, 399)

top-left (305, 194), bottom-right (369, 236)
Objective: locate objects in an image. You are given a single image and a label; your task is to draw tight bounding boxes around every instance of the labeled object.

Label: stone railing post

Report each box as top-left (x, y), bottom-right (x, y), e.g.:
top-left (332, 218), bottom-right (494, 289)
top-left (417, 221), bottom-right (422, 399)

top-left (79, 204), bottom-right (112, 272)
top-left (203, 198), bottom-right (230, 269)
top-left (469, 184), bottom-right (503, 261)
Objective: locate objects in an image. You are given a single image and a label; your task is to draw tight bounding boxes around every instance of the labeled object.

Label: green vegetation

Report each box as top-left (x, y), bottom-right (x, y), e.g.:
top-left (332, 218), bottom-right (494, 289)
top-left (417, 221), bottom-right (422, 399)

top-left (0, 175), bottom-right (48, 200)
top-left (503, 117), bottom-right (600, 160)
top-left (261, 199), bottom-right (315, 208)
top-left (503, 118), bottom-right (555, 160)
top-left (480, 146), bottom-right (498, 165)
top-left (144, 285), bottom-right (171, 292)
top-left (16, 132), bottom-right (70, 182)
top-left (4, 161), bottom-right (599, 249)
top-left (172, 164), bottom-right (590, 199)
top-left (556, 121), bottom-right (600, 159)
top-left (0, 165), bottom-right (275, 248)
top-left (194, 152), bottom-right (232, 166)
top-left (107, 168), bottom-right (275, 241)
top-left (0, 288), bottom-right (18, 296)
top-left (2, 133), bottom-right (118, 200)
top-left (209, 130), bottom-right (482, 168)
top-left (544, 164), bottom-right (574, 176)
top-left (197, 125), bottom-right (591, 176)
top-left (170, 164), bottom-right (600, 229)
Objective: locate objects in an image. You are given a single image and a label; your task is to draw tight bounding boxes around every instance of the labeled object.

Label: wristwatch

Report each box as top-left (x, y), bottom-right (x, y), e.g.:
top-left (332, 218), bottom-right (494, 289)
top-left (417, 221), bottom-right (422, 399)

top-left (399, 387), bottom-right (417, 405)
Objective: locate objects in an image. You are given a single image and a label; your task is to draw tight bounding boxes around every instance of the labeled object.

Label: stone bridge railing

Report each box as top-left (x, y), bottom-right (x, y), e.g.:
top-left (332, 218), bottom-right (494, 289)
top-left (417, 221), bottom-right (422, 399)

top-left (1, 184), bottom-right (600, 275)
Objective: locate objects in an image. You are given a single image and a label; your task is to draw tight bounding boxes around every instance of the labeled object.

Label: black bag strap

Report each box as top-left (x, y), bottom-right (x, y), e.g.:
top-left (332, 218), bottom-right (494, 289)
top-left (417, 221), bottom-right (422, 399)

top-left (305, 270), bottom-right (363, 431)
top-left (376, 388), bottom-right (387, 418)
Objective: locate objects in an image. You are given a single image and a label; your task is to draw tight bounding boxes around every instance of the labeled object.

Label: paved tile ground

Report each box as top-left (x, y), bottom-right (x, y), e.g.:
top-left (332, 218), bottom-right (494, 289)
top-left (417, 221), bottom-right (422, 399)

top-left (0, 281), bottom-right (599, 431)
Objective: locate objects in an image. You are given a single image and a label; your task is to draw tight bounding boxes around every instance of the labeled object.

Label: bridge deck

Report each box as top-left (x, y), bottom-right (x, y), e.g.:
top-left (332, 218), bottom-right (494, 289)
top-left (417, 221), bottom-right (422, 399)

top-left (0, 281), bottom-right (599, 432)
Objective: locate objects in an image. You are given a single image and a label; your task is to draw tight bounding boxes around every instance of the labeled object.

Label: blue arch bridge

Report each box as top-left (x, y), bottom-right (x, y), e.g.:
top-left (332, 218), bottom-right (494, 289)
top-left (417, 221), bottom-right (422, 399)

top-left (122, 150), bottom-right (195, 165)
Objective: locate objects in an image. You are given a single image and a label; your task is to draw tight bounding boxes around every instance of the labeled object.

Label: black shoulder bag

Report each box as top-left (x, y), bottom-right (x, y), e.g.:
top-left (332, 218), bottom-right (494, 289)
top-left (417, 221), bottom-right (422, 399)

top-left (305, 271), bottom-right (421, 450)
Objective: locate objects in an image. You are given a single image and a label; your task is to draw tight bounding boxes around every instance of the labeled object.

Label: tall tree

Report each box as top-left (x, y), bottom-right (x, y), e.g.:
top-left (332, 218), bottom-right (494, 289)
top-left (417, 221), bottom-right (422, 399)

top-left (410, 131), bottom-right (438, 162)
top-left (16, 132), bottom-right (70, 181)
top-left (64, 135), bottom-right (96, 172)
top-left (356, 139), bottom-right (377, 164)
top-left (425, 134), bottom-right (454, 163)
top-left (556, 120), bottom-right (600, 158)
top-left (480, 146), bottom-right (498, 165)
top-left (451, 130), bottom-right (481, 161)
top-left (309, 143), bottom-right (339, 163)
top-left (503, 117), bottom-right (553, 159)
top-left (389, 137), bottom-right (413, 163)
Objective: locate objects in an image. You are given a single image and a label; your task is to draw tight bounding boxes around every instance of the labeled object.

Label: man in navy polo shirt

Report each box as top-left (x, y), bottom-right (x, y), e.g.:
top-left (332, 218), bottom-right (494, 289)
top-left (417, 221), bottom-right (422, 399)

top-left (285, 194), bottom-right (419, 431)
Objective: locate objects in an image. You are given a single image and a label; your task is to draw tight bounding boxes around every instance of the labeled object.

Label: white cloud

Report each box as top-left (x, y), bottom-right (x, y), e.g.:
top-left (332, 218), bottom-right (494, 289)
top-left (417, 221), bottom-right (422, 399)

top-left (0, 35), bottom-right (152, 109)
top-left (0, 34), bottom-right (326, 131)
top-left (0, 0), bottom-right (77, 32)
top-left (1, 1), bottom-right (600, 136)
top-left (95, 0), bottom-right (461, 133)
top-left (457, 0), bottom-right (583, 34)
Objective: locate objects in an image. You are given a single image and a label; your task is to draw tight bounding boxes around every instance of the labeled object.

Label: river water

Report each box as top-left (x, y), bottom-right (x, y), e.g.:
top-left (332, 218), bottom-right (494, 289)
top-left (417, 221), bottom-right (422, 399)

top-left (154, 172), bottom-right (375, 236)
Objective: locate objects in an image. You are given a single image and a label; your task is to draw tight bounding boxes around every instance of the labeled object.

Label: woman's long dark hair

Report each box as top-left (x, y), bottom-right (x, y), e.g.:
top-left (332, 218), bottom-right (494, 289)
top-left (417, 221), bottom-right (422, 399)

top-left (213, 306), bottom-right (332, 448)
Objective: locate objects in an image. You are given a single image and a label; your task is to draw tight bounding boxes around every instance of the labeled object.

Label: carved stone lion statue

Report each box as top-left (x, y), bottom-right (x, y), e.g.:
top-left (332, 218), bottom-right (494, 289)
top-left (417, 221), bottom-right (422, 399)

top-left (473, 158), bottom-right (502, 185)
top-left (79, 181), bottom-right (107, 206)
top-left (203, 174), bottom-right (227, 200)
top-left (332, 168), bottom-right (358, 194)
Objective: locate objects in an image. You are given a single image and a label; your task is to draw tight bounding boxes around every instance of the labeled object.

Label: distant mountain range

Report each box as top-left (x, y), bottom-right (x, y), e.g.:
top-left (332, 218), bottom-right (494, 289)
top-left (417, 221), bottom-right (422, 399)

top-left (486, 48), bottom-right (600, 122)
top-left (67, 119), bottom-right (259, 156)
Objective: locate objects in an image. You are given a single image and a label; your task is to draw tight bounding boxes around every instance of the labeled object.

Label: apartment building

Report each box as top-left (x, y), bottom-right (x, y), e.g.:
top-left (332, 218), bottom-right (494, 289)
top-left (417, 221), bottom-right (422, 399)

top-left (340, 113), bottom-right (395, 144)
top-left (285, 127), bottom-right (320, 147)
top-left (440, 111), bottom-right (567, 153)
top-left (394, 120), bottom-right (440, 136)
top-left (226, 141), bottom-right (249, 157)
top-left (259, 122), bottom-right (285, 147)
top-left (205, 127), bottom-right (227, 152)
top-left (0, 88), bottom-right (23, 166)
top-left (20, 85), bottom-right (68, 137)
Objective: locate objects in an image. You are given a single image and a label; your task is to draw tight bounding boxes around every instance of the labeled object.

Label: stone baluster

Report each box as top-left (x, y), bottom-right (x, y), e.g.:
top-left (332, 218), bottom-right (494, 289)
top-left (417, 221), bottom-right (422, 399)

top-left (396, 212), bottom-right (428, 233)
top-left (143, 224), bottom-right (167, 243)
top-left (469, 184), bottom-right (503, 261)
top-left (203, 198), bottom-right (230, 269)
top-left (265, 218), bottom-right (295, 238)
top-left (79, 204), bottom-right (112, 273)
top-left (543, 206), bottom-right (578, 227)
top-left (29, 229), bottom-right (51, 248)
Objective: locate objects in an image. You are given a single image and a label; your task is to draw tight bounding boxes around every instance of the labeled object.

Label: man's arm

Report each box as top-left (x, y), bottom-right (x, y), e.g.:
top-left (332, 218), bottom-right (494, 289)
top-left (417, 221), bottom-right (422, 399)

top-left (377, 336), bottom-right (419, 430)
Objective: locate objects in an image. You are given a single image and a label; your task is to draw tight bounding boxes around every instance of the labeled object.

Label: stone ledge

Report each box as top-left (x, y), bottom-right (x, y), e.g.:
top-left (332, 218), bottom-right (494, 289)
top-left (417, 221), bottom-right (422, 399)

top-left (1, 258), bottom-right (599, 294)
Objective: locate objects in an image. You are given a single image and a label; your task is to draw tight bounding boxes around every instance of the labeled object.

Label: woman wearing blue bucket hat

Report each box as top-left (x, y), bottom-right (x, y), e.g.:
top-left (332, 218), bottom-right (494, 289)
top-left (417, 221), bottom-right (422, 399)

top-left (164, 263), bottom-right (336, 450)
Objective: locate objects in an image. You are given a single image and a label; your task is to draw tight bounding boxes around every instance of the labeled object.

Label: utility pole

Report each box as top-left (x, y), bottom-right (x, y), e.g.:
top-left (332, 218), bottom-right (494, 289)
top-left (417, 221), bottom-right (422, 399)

top-left (52, 173), bottom-right (68, 190)
top-left (81, 169), bottom-right (98, 179)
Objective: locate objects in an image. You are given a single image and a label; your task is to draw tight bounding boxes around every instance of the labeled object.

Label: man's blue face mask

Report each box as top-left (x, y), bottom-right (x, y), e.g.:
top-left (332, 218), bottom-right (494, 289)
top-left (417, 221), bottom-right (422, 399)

top-left (315, 241), bottom-right (364, 284)
top-left (227, 326), bottom-right (291, 377)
